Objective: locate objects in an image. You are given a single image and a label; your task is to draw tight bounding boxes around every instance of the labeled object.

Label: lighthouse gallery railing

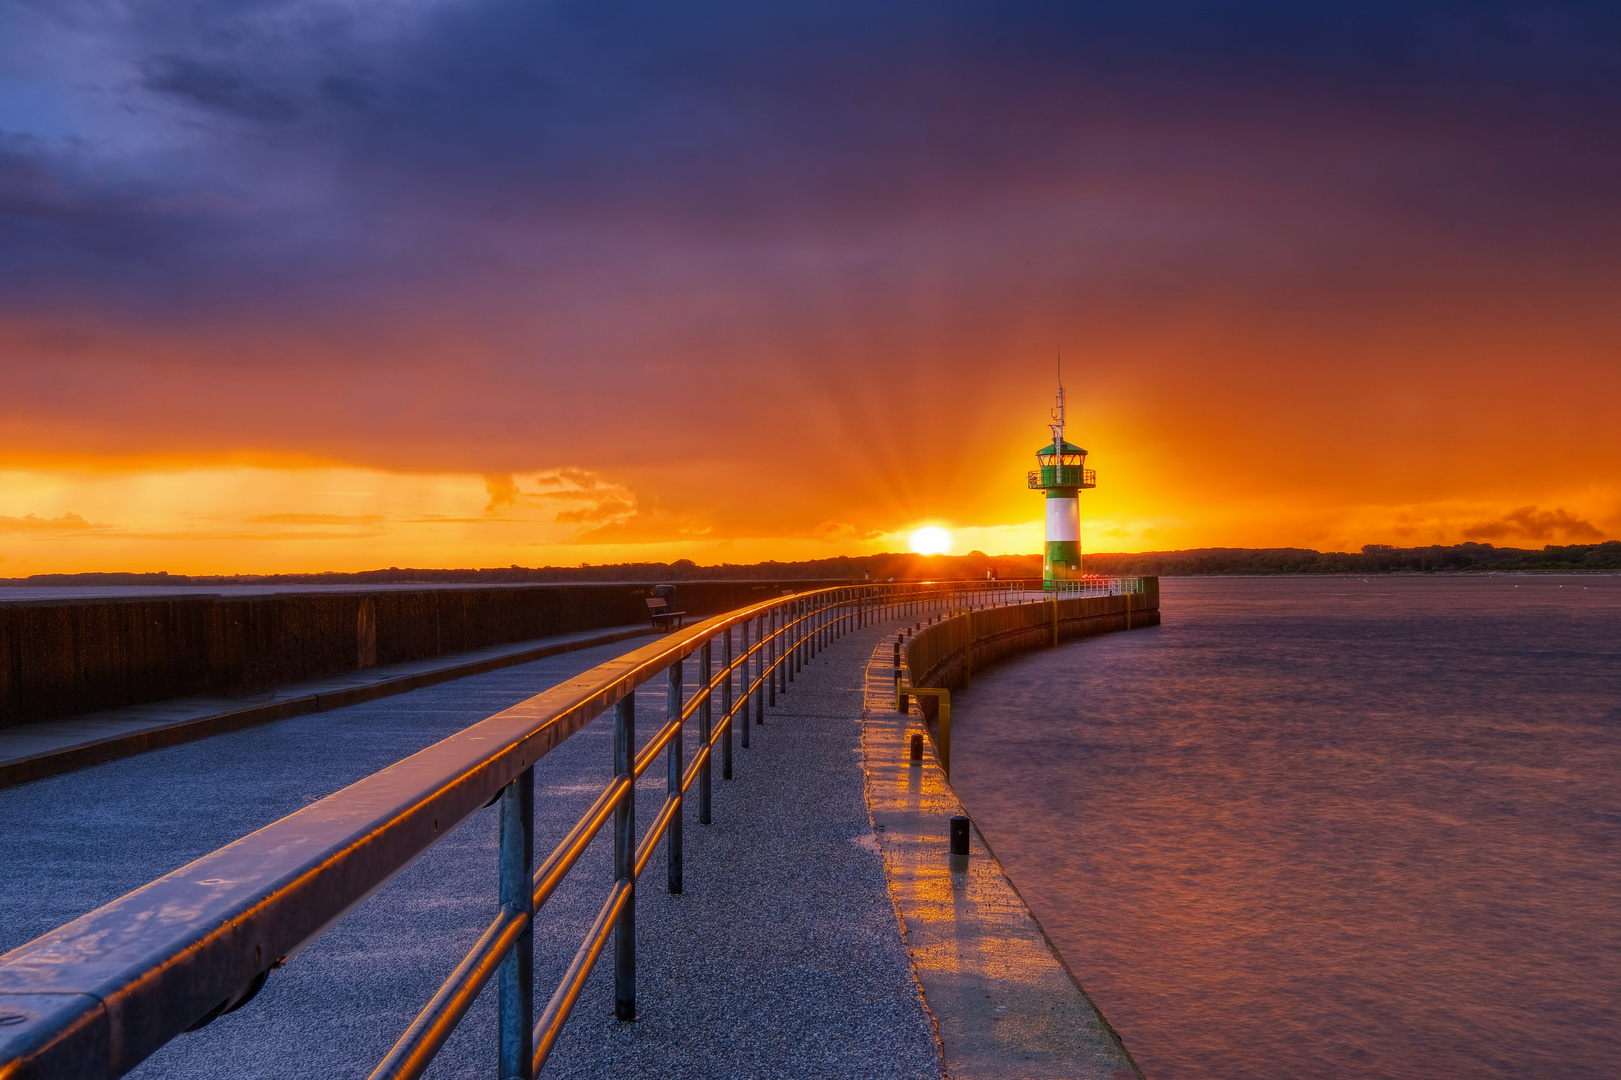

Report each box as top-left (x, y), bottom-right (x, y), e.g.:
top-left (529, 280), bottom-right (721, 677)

top-left (0, 578), bottom-right (1143, 1080)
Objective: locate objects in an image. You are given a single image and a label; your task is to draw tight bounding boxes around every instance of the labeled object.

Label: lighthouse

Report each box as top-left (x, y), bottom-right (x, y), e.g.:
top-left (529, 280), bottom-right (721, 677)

top-left (1027, 379), bottom-right (1096, 587)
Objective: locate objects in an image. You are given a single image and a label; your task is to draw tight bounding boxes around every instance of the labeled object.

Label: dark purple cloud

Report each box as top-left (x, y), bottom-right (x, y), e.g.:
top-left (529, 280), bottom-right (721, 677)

top-left (3, 0), bottom-right (1619, 317)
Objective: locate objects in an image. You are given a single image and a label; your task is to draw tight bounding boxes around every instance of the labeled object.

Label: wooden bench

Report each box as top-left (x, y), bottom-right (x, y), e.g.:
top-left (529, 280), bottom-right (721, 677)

top-left (645, 597), bottom-right (687, 632)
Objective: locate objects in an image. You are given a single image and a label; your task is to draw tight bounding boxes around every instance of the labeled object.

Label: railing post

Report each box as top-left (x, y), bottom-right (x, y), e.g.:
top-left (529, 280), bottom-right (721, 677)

top-left (699, 641), bottom-right (712, 825)
top-left (738, 620), bottom-right (750, 747)
top-left (722, 626), bottom-right (734, 779)
top-left (768, 608), bottom-right (778, 707)
top-left (613, 694), bottom-right (635, 1022)
top-left (497, 767), bottom-right (534, 1080)
top-left (754, 615), bottom-right (765, 725)
top-left (666, 659), bottom-right (683, 895)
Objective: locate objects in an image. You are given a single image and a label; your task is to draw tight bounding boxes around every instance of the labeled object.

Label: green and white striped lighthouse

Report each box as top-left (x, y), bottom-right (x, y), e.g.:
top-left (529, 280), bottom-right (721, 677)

top-left (1027, 379), bottom-right (1096, 587)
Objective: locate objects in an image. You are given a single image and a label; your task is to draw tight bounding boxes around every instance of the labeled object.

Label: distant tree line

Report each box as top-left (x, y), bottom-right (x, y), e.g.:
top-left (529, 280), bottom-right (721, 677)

top-left (3, 541), bottom-right (1616, 590)
top-left (1082, 541), bottom-right (1621, 576)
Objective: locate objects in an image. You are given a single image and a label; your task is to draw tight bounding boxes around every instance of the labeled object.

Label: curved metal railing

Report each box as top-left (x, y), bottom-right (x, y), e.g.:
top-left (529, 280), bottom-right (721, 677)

top-left (0, 578), bottom-right (1070, 1080)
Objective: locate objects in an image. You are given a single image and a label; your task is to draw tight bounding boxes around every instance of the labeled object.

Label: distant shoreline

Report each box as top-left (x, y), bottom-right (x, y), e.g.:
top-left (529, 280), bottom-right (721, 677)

top-left (4, 539), bottom-right (1618, 593)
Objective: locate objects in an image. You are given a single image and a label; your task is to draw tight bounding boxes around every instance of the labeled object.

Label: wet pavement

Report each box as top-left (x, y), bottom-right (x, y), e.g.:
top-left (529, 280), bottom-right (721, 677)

top-left (861, 629), bottom-right (1143, 1080)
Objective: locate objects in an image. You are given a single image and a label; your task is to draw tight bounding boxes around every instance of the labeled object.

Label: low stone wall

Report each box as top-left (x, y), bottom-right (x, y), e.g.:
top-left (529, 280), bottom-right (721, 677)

top-left (905, 580), bottom-right (1161, 700)
top-left (0, 581), bottom-right (831, 729)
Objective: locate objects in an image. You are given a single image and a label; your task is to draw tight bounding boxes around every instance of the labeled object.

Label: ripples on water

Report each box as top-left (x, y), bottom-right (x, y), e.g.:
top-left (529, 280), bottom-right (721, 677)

top-left (949, 576), bottom-right (1621, 1080)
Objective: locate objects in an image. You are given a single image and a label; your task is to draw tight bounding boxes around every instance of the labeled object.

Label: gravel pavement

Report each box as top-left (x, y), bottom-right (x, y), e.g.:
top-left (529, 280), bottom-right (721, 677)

top-left (1, 619), bottom-right (942, 1079)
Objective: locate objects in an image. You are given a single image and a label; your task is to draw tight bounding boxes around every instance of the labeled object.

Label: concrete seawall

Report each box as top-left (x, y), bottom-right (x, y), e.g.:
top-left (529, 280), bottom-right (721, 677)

top-left (905, 580), bottom-right (1162, 696)
top-left (0, 581), bottom-right (834, 729)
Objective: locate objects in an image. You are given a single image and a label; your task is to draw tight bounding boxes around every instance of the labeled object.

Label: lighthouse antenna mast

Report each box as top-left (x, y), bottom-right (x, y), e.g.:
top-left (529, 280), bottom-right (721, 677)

top-left (1049, 351), bottom-right (1066, 450)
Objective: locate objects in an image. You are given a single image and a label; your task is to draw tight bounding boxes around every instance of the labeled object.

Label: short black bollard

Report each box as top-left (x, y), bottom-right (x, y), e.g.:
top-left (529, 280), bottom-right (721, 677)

top-left (949, 815), bottom-right (970, 871)
top-left (909, 733), bottom-right (923, 764)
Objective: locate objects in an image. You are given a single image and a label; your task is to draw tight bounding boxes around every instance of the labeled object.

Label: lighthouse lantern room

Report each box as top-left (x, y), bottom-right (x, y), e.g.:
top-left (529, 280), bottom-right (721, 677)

top-left (1027, 380), bottom-right (1096, 587)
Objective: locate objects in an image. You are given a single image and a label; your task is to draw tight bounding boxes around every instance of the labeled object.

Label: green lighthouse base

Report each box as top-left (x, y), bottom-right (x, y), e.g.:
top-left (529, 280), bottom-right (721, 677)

top-left (1043, 540), bottom-right (1083, 588)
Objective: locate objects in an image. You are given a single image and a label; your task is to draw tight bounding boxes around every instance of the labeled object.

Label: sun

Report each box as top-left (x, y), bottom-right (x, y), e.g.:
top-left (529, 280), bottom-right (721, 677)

top-left (909, 525), bottom-right (953, 555)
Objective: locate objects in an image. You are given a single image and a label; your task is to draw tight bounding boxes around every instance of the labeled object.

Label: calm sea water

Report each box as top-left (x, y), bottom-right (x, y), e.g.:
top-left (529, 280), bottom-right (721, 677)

top-left (949, 576), bottom-right (1621, 1080)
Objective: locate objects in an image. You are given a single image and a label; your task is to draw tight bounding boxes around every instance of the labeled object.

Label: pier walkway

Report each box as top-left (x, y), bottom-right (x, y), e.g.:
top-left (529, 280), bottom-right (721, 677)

top-left (0, 620), bottom-right (942, 1079)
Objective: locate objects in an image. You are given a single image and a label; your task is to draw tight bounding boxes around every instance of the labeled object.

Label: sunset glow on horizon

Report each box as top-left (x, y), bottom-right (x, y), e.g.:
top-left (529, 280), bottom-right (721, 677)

top-left (909, 527), bottom-right (954, 557)
top-left (3, 2), bottom-right (1618, 576)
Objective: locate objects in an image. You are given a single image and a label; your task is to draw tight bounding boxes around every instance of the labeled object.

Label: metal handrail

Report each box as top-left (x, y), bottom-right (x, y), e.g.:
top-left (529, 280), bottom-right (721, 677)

top-left (1041, 575), bottom-right (1145, 597)
top-left (0, 577), bottom-right (1063, 1080)
top-left (1026, 465), bottom-right (1096, 488)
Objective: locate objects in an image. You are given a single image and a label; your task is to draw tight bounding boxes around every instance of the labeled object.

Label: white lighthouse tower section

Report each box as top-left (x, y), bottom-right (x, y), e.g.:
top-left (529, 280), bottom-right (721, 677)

top-left (1045, 496), bottom-right (1080, 542)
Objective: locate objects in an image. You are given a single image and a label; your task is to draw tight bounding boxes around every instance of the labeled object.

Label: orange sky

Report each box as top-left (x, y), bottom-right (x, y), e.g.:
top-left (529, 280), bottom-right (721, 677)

top-left (3, 2), bottom-right (1618, 575)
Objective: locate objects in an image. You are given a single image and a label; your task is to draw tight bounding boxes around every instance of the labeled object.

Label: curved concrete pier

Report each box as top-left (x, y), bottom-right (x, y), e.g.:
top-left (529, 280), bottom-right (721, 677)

top-left (3, 588), bottom-right (1156, 1078)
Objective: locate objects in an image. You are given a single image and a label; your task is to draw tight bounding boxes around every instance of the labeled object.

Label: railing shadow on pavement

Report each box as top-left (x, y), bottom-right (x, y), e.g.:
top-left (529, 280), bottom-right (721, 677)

top-left (0, 576), bottom-right (1140, 1080)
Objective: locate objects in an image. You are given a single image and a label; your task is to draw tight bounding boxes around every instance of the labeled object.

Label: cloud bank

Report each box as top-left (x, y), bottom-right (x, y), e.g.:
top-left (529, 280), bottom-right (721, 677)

top-left (2, 0), bottom-right (1618, 567)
